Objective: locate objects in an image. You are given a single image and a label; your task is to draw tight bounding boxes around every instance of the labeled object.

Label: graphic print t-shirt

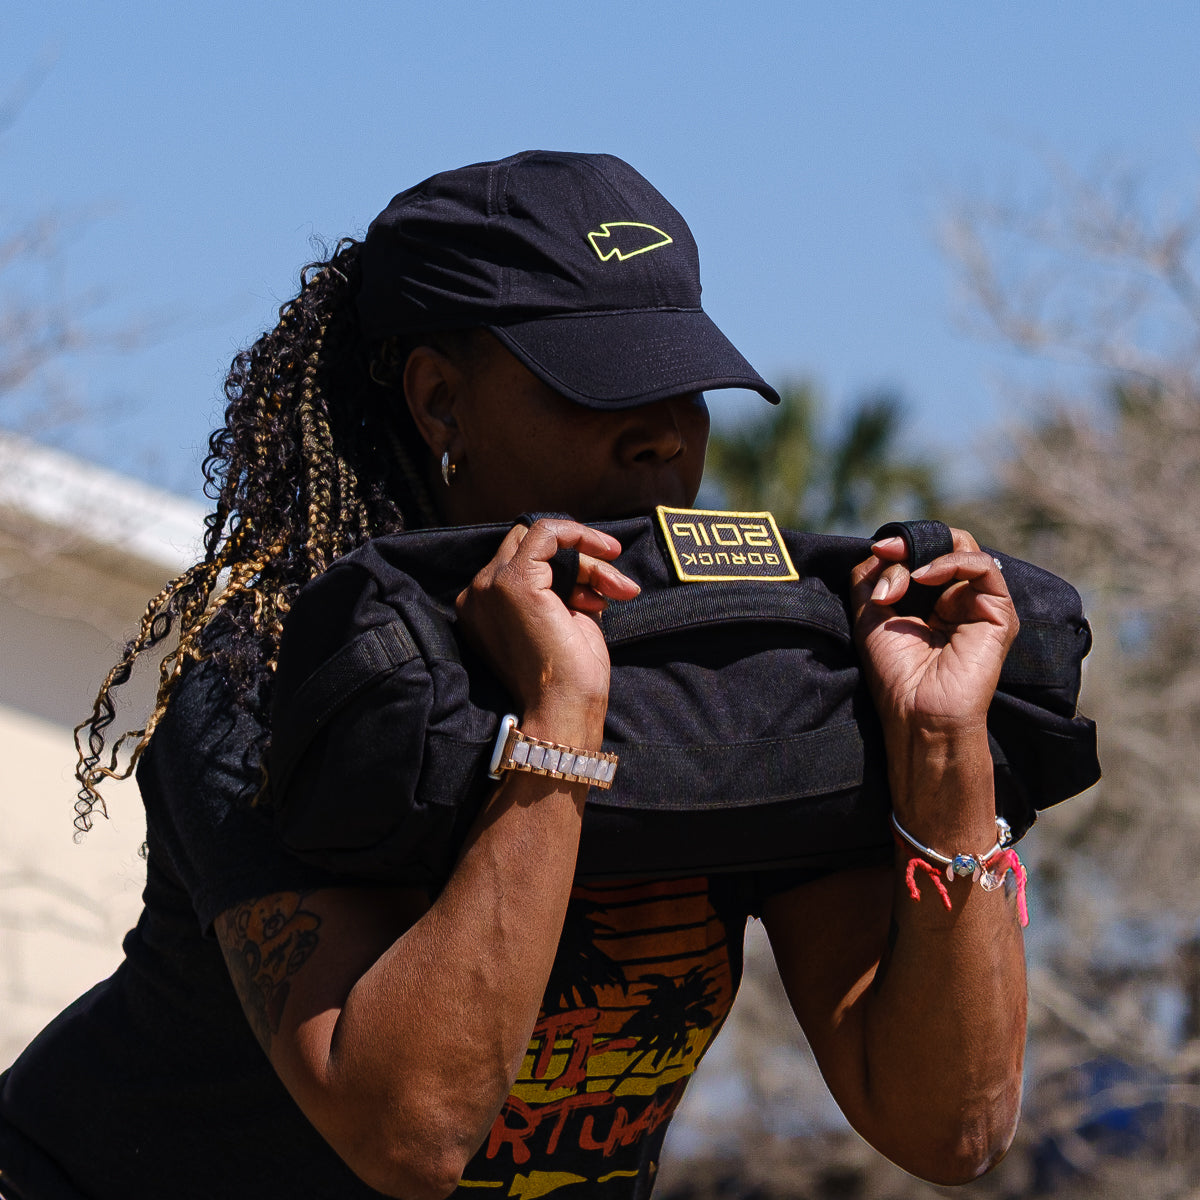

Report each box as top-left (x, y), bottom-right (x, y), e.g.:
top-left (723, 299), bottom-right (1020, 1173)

top-left (0, 651), bottom-right (810, 1200)
top-left (456, 875), bottom-right (747, 1199)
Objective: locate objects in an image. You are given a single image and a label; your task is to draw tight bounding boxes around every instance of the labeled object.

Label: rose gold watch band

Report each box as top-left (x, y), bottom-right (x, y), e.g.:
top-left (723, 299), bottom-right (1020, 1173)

top-left (487, 714), bottom-right (618, 789)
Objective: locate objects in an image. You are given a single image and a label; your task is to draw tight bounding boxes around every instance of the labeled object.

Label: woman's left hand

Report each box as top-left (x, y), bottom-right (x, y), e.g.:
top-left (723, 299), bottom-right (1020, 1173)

top-left (763, 525), bottom-right (1028, 1186)
top-left (849, 528), bottom-right (1019, 734)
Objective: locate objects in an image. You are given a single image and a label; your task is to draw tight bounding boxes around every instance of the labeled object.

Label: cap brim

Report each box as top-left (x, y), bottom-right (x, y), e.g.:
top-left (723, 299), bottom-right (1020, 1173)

top-left (488, 309), bottom-right (780, 409)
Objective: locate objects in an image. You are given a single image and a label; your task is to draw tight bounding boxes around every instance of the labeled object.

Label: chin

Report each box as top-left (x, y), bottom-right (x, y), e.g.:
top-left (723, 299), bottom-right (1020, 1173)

top-left (579, 503), bottom-right (669, 523)
top-left (582, 489), bottom-right (698, 523)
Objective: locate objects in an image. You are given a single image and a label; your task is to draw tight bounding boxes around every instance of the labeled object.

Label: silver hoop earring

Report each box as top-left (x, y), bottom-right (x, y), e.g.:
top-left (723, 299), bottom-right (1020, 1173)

top-left (441, 450), bottom-right (457, 487)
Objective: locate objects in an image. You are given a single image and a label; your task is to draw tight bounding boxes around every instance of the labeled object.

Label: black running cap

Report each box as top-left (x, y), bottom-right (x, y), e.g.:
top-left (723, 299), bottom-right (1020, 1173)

top-left (357, 151), bottom-right (779, 409)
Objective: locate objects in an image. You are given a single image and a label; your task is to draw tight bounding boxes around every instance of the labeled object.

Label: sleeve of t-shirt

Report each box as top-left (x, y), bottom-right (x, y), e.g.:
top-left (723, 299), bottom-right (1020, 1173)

top-left (136, 653), bottom-right (361, 934)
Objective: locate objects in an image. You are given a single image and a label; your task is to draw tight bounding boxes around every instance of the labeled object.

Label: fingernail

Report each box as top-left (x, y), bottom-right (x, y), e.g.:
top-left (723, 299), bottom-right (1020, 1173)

top-left (911, 564), bottom-right (931, 579)
top-left (871, 577), bottom-right (892, 602)
top-left (871, 536), bottom-right (905, 554)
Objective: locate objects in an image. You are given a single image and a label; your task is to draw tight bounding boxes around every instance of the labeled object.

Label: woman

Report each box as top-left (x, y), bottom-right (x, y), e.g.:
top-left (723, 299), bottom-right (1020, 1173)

top-left (0, 151), bottom-right (1025, 1200)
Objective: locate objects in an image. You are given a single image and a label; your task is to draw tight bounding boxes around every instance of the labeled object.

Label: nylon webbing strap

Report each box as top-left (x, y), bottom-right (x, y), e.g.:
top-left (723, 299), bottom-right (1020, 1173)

top-left (548, 548), bottom-right (580, 606)
top-left (399, 597), bottom-right (464, 663)
top-left (405, 724), bottom-right (869, 815)
top-left (270, 622), bottom-right (421, 797)
top-left (598, 721), bottom-right (866, 811)
top-left (873, 519), bottom-right (955, 569)
top-left (872, 520), bottom-right (955, 619)
top-left (515, 513), bottom-right (579, 606)
top-left (602, 581), bottom-right (850, 645)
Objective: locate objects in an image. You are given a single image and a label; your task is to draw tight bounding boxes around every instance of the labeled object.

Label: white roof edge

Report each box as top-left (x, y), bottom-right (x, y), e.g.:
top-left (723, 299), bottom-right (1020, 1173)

top-left (0, 431), bottom-right (208, 573)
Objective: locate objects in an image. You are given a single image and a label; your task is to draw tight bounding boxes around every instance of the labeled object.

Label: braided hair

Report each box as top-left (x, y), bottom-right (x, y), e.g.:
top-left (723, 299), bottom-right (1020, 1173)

top-left (72, 238), bottom-right (476, 834)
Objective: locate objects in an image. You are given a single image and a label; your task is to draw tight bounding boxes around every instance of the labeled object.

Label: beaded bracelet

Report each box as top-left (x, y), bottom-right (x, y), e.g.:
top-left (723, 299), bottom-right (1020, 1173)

top-left (891, 812), bottom-right (1029, 926)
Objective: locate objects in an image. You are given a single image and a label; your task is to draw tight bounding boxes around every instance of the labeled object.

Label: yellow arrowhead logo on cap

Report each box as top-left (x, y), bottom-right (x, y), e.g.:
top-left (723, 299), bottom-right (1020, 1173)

top-left (586, 222), bottom-right (673, 262)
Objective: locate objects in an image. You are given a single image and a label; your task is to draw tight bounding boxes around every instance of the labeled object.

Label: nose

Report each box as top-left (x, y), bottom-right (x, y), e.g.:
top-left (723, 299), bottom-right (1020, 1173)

top-left (615, 394), bottom-right (709, 466)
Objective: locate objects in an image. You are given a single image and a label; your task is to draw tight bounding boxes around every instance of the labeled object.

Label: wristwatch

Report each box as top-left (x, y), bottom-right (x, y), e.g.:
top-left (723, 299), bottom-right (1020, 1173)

top-left (487, 714), bottom-right (618, 789)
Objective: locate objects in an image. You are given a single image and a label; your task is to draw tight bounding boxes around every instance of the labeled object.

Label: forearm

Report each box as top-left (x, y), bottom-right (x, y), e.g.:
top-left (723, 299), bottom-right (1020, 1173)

top-left (310, 706), bottom-right (600, 1194)
top-left (859, 724), bottom-right (1027, 1180)
top-left (778, 526), bottom-right (1030, 1183)
top-left (231, 520), bottom-right (630, 1197)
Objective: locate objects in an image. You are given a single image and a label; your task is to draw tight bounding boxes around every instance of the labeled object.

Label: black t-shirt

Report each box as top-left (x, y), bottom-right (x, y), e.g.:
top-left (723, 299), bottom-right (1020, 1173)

top-left (1, 657), bottom-right (377, 1199)
top-left (0, 655), bottom-right (821, 1200)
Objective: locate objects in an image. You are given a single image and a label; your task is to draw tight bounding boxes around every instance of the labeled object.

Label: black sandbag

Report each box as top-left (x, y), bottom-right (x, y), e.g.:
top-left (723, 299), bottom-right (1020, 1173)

top-left (267, 514), bottom-right (1099, 884)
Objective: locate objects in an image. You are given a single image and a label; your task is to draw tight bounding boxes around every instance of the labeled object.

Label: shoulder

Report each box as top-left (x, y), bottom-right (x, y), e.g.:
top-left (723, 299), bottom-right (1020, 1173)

top-left (143, 650), bottom-right (266, 789)
top-left (137, 650), bottom-right (346, 934)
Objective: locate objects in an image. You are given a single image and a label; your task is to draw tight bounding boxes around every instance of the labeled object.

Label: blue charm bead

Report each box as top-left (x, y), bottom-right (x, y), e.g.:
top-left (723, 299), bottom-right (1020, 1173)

top-left (951, 854), bottom-right (978, 877)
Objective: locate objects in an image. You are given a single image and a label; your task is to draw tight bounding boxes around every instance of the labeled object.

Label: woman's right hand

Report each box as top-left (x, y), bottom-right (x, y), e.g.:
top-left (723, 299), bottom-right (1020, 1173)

top-left (454, 518), bottom-right (640, 742)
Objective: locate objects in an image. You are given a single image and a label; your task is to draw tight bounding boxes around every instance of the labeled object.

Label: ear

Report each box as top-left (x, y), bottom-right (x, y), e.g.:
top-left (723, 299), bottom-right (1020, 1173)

top-left (402, 345), bottom-right (465, 460)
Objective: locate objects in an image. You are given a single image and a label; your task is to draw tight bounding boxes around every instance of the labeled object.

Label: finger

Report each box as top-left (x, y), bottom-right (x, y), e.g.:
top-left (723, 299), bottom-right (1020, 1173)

top-left (865, 528), bottom-right (986, 613)
top-left (947, 527), bottom-right (981, 553)
top-left (509, 521), bottom-right (639, 607)
top-left (576, 552), bottom-right (640, 602)
top-left (853, 532), bottom-right (910, 587)
top-left (514, 518), bottom-right (624, 564)
top-left (458, 520), bottom-right (594, 609)
top-left (910, 549), bottom-right (1008, 596)
top-left (461, 523), bottom-right (530, 598)
top-left (869, 562), bottom-right (912, 606)
top-left (864, 532), bottom-right (941, 607)
top-left (911, 552), bottom-right (1017, 641)
top-left (855, 536), bottom-right (910, 592)
top-left (869, 527), bottom-right (981, 571)
top-left (565, 584), bottom-right (611, 615)
top-left (869, 535), bottom-right (908, 562)
top-left (850, 553), bottom-right (911, 628)
top-left (495, 520), bottom-right (532, 561)
top-left (850, 550), bottom-right (890, 618)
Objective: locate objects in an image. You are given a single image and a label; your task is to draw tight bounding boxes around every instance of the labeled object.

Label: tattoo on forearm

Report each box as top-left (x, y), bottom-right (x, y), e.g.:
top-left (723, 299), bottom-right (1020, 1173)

top-left (216, 892), bottom-right (322, 1051)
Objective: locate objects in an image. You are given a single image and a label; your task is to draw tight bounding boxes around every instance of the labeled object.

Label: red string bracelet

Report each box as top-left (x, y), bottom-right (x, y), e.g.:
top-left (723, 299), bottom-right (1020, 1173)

top-left (903, 855), bottom-right (954, 912)
top-left (892, 814), bottom-right (1030, 927)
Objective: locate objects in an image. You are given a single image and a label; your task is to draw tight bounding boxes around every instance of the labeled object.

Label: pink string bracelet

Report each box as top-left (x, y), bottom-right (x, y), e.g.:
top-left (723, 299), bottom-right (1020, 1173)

top-left (891, 813), bottom-right (1029, 927)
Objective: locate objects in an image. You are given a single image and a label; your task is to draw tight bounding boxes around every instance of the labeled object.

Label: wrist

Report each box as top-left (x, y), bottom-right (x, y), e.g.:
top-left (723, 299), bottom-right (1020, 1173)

top-left (886, 722), bottom-right (997, 848)
top-left (519, 696), bottom-right (608, 751)
top-left (488, 714), bottom-right (617, 790)
top-left (877, 704), bottom-right (988, 741)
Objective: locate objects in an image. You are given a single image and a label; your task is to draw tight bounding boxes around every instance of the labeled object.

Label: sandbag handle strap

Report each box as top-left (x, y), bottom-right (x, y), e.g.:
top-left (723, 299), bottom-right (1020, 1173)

top-left (872, 519), bottom-right (955, 618)
top-left (517, 512), bottom-right (580, 606)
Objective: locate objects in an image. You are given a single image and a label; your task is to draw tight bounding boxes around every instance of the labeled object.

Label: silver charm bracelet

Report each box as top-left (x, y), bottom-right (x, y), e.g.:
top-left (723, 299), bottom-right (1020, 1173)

top-left (891, 812), bottom-right (1014, 890)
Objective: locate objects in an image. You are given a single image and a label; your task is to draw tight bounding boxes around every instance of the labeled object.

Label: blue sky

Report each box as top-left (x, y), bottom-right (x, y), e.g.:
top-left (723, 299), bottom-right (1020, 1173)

top-left (4, 2), bottom-right (1198, 500)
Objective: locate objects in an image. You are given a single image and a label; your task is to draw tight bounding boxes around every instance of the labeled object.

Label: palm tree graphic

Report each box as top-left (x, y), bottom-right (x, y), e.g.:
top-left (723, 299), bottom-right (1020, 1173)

top-left (542, 895), bottom-right (628, 1015)
top-left (611, 966), bottom-right (719, 1089)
